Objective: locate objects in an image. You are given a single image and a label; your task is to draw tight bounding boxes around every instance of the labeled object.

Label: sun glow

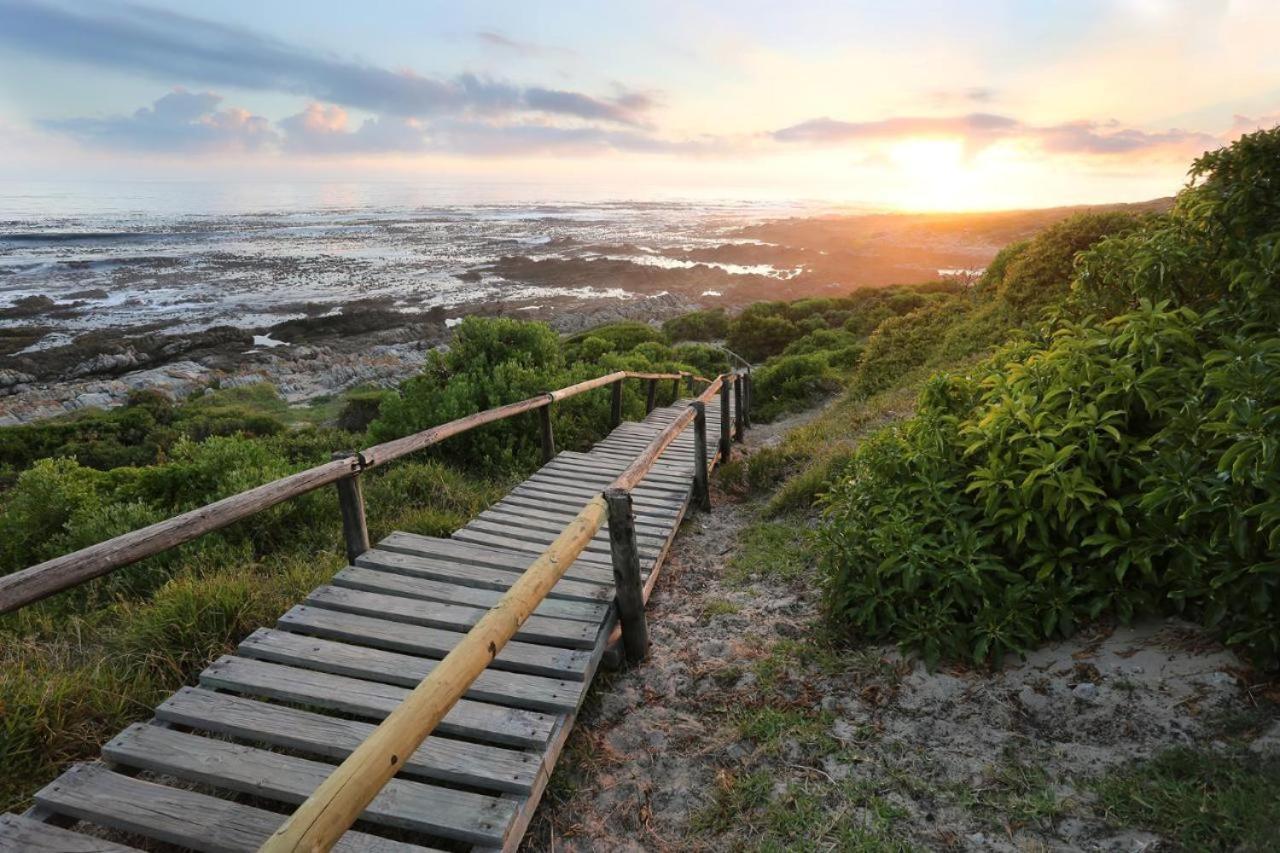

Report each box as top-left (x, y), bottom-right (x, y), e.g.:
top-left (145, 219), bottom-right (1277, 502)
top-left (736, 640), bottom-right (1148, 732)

top-left (886, 138), bottom-right (981, 211)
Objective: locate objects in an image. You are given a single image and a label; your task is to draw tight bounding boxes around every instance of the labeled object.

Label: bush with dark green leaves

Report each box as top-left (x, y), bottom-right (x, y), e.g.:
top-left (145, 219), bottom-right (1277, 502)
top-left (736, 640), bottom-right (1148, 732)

top-left (751, 354), bottom-right (843, 423)
top-left (821, 126), bottom-right (1280, 669)
top-left (663, 308), bottom-right (730, 342)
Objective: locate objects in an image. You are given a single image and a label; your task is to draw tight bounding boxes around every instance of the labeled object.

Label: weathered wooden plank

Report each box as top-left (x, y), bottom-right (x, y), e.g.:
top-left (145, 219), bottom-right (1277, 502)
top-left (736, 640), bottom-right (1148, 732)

top-left (102, 724), bottom-right (515, 847)
top-left (480, 504), bottom-right (669, 548)
top-left (34, 764), bottom-right (427, 853)
top-left (354, 547), bottom-right (612, 602)
top-left (524, 470), bottom-right (688, 502)
top-left (462, 516), bottom-right (619, 559)
top-left (306, 585), bottom-right (599, 649)
top-left (200, 655), bottom-right (556, 748)
top-left (495, 494), bottom-right (673, 536)
top-left (510, 478), bottom-right (685, 510)
top-left (0, 814), bottom-right (140, 853)
top-left (156, 687), bottom-right (540, 794)
top-left (450, 526), bottom-right (615, 568)
top-left (377, 533), bottom-right (617, 586)
top-left (240, 628), bottom-right (583, 712)
top-left (333, 565), bottom-right (607, 623)
top-left (451, 528), bottom-right (633, 572)
top-left (278, 605), bottom-right (591, 680)
top-left (545, 456), bottom-right (693, 485)
top-left (496, 492), bottom-right (676, 533)
top-left (461, 517), bottom-right (660, 562)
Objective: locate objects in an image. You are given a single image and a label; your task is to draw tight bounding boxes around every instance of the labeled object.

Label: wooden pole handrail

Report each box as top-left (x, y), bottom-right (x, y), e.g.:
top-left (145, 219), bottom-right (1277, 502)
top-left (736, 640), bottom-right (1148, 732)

top-left (259, 495), bottom-right (608, 853)
top-left (0, 368), bottom-right (722, 615)
top-left (262, 368), bottom-right (740, 851)
top-left (0, 457), bottom-right (359, 615)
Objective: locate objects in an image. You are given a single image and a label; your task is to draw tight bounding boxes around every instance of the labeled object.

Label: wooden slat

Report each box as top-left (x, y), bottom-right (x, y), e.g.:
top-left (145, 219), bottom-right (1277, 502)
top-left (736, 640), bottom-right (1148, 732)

top-left (278, 605), bottom-right (591, 680)
top-left (354, 548), bottom-right (613, 602)
top-left (462, 516), bottom-right (620, 559)
top-left (156, 687), bottom-right (540, 793)
top-left (102, 724), bottom-right (515, 847)
top-left (200, 656), bottom-right (556, 748)
top-left (496, 493), bottom-right (673, 534)
top-left (450, 527), bottom-right (616, 570)
top-left (451, 528), bottom-right (636, 572)
top-left (497, 491), bottom-right (676, 532)
top-left (240, 628), bottom-right (583, 712)
top-left (332, 566), bottom-right (607, 623)
top-left (34, 764), bottom-right (428, 853)
top-left (481, 504), bottom-right (669, 546)
top-left (305, 586), bottom-right (599, 649)
top-left (0, 814), bottom-right (140, 853)
top-left (460, 517), bottom-right (658, 561)
top-left (508, 481), bottom-right (683, 516)
top-left (376, 533), bottom-right (617, 587)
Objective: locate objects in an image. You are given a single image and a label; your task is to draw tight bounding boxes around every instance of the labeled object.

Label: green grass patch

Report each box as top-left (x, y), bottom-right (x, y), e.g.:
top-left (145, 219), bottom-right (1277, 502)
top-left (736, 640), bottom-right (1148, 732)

top-left (1093, 747), bottom-right (1280, 850)
top-left (726, 522), bottom-right (818, 586)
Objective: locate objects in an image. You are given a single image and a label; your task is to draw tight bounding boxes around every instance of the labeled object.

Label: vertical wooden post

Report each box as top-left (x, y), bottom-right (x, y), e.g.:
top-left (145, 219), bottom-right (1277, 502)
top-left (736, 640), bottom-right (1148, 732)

top-left (331, 452), bottom-right (370, 564)
top-left (604, 488), bottom-right (648, 664)
top-left (610, 379), bottom-right (623, 428)
top-left (691, 401), bottom-right (710, 511)
top-left (719, 378), bottom-right (732, 461)
top-left (670, 376), bottom-right (680, 400)
top-left (538, 403), bottom-right (555, 463)
top-left (743, 372), bottom-right (752, 428)
top-left (645, 378), bottom-right (657, 413)
top-left (685, 373), bottom-right (695, 394)
top-left (734, 374), bottom-right (745, 442)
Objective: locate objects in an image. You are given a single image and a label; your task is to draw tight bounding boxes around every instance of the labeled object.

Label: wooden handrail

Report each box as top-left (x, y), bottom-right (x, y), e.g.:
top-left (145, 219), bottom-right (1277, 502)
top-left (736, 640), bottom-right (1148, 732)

top-left (259, 496), bottom-right (608, 853)
top-left (0, 368), bottom-right (703, 615)
top-left (260, 369), bottom-right (742, 851)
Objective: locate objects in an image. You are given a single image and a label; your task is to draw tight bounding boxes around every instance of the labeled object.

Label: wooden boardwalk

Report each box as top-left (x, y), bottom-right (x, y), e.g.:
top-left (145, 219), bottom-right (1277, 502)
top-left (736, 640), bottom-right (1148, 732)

top-left (2, 394), bottom-right (734, 853)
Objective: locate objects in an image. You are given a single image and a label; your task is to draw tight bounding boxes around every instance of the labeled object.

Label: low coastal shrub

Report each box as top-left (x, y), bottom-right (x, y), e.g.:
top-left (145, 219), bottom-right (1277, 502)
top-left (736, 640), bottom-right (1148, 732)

top-left (820, 127), bottom-right (1280, 669)
top-left (750, 353), bottom-right (842, 422)
top-left (663, 308), bottom-right (729, 342)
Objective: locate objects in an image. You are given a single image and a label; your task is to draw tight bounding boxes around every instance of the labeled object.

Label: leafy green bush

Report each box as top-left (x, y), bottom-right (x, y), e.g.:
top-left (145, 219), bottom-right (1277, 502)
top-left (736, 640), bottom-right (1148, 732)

top-left (821, 126), bottom-right (1280, 669)
top-left (663, 308), bottom-right (730, 342)
top-left (752, 354), bottom-right (843, 422)
top-left (726, 307), bottom-right (803, 362)
top-left (990, 211), bottom-right (1141, 314)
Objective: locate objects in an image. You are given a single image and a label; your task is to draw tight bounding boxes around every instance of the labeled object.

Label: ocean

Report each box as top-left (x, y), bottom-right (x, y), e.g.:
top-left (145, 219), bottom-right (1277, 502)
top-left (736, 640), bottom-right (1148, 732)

top-left (0, 180), bottom-right (835, 349)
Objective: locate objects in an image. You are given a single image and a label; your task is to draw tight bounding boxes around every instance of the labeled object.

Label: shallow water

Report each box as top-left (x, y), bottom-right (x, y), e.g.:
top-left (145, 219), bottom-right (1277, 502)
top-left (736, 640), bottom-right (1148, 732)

top-left (0, 181), bottom-right (828, 342)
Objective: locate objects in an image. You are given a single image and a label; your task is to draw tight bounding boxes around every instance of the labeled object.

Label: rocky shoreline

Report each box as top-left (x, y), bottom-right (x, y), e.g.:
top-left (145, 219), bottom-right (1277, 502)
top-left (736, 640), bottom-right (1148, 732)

top-left (0, 290), bottom-right (699, 425)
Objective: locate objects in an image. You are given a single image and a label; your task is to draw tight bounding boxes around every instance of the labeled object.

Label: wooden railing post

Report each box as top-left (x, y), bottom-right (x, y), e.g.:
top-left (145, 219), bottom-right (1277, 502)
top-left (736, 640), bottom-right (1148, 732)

top-left (685, 372), bottom-right (695, 394)
top-left (670, 376), bottom-right (680, 400)
top-left (331, 452), bottom-right (370, 564)
top-left (611, 378), bottom-right (623, 428)
top-left (691, 401), bottom-right (710, 511)
top-left (734, 375), bottom-right (745, 442)
top-left (743, 371), bottom-right (752, 428)
top-left (719, 378), bottom-right (732, 461)
top-left (604, 488), bottom-right (648, 664)
top-left (538, 402), bottom-right (556, 463)
top-left (645, 378), bottom-right (657, 413)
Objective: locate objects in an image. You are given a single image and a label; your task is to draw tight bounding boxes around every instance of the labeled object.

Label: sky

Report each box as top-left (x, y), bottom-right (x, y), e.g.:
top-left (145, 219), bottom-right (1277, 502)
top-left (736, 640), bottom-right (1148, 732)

top-left (0, 0), bottom-right (1277, 211)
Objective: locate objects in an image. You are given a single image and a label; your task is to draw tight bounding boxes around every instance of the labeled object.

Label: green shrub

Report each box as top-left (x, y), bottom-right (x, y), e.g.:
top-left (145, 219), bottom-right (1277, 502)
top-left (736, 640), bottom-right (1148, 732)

top-left (820, 126), bottom-right (1280, 669)
top-left (663, 308), bottom-right (730, 342)
top-left (992, 211), bottom-right (1140, 314)
top-left (751, 353), bottom-right (842, 422)
top-left (336, 389), bottom-right (390, 432)
top-left (727, 309), bottom-right (803, 362)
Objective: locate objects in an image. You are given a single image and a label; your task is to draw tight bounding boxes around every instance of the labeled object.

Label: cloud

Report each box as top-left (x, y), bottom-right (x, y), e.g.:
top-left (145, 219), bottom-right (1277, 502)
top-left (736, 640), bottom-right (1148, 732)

top-left (773, 112), bottom-right (1216, 158)
top-left (474, 31), bottom-right (568, 57)
top-left (277, 102), bottom-right (717, 157)
top-left (42, 88), bottom-right (277, 152)
top-left (0, 0), bottom-right (649, 124)
top-left (929, 86), bottom-right (998, 106)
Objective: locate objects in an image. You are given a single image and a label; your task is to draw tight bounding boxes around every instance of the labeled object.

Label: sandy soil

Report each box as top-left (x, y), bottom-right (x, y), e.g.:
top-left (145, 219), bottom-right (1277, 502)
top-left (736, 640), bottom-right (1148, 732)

top-left (526, 411), bottom-right (1278, 852)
